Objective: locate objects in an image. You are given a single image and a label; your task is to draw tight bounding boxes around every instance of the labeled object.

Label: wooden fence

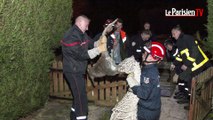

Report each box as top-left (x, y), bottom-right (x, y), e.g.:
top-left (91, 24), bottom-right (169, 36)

top-left (49, 60), bottom-right (213, 119)
top-left (189, 67), bottom-right (213, 120)
top-left (49, 60), bottom-right (127, 106)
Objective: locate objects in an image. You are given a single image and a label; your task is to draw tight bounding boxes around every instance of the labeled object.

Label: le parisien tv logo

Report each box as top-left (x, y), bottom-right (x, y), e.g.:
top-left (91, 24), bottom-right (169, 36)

top-left (165, 8), bottom-right (204, 17)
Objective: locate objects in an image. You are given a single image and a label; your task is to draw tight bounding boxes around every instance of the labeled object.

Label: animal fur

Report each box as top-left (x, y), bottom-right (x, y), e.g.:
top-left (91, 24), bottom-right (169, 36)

top-left (87, 19), bottom-right (119, 82)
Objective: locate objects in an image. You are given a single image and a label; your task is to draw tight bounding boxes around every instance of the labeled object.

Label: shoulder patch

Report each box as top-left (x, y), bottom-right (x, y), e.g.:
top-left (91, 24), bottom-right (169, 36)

top-left (144, 77), bottom-right (150, 84)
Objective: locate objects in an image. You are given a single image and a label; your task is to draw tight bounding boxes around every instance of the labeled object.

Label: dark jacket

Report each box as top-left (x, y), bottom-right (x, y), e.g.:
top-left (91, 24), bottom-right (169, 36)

top-left (176, 33), bottom-right (210, 72)
top-left (128, 33), bottom-right (151, 63)
top-left (61, 25), bottom-right (94, 73)
top-left (132, 64), bottom-right (161, 111)
top-left (166, 45), bottom-right (178, 62)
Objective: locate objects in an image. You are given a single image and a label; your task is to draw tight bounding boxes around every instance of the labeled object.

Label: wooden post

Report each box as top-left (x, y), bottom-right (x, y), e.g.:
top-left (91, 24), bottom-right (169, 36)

top-left (86, 73), bottom-right (95, 101)
top-left (99, 78), bottom-right (105, 101)
top-left (94, 78), bottom-right (99, 101)
top-left (105, 77), bottom-right (111, 101)
top-left (189, 67), bottom-right (213, 120)
top-left (58, 61), bottom-right (64, 97)
top-left (189, 77), bottom-right (196, 120)
top-left (111, 78), bottom-right (118, 103)
top-left (49, 68), bottom-right (53, 96)
top-left (52, 60), bottom-right (58, 96)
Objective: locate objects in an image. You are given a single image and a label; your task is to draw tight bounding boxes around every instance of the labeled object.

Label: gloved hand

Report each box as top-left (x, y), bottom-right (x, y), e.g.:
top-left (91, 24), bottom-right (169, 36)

top-left (98, 35), bottom-right (107, 44)
top-left (97, 43), bottom-right (107, 53)
top-left (172, 73), bottom-right (179, 83)
top-left (126, 73), bottom-right (139, 88)
top-left (170, 63), bottom-right (175, 71)
top-left (181, 64), bottom-right (187, 71)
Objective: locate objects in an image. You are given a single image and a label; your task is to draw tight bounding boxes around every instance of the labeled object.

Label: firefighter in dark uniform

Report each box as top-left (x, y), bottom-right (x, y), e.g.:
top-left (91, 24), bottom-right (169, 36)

top-left (127, 30), bottom-right (152, 64)
top-left (61, 15), bottom-right (107, 120)
top-left (164, 39), bottom-right (182, 81)
top-left (126, 42), bottom-right (165, 120)
top-left (171, 25), bottom-right (211, 109)
top-left (164, 40), bottom-right (189, 103)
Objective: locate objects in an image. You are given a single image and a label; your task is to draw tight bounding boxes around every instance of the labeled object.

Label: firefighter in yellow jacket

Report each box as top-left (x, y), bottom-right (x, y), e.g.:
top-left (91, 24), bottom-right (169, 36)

top-left (171, 25), bottom-right (211, 110)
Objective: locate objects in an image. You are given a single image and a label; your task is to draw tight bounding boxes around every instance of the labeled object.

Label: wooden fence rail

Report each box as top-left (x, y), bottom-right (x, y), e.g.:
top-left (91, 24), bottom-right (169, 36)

top-left (49, 60), bottom-right (213, 119)
top-left (189, 67), bottom-right (213, 120)
top-left (49, 60), bottom-right (127, 106)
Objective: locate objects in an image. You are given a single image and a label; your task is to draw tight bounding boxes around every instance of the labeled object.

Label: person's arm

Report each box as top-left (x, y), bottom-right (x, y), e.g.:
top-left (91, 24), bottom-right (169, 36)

top-left (131, 77), bottom-right (154, 100)
top-left (63, 34), bottom-right (106, 60)
top-left (89, 36), bottom-right (107, 59)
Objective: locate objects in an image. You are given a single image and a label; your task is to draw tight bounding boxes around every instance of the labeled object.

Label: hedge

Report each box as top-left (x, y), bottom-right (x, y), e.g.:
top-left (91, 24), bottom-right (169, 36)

top-left (0, 0), bottom-right (72, 119)
top-left (207, 0), bottom-right (213, 54)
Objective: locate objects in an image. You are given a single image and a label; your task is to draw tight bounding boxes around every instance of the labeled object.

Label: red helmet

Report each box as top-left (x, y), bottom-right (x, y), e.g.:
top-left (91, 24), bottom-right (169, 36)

top-left (143, 42), bottom-right (165, 61)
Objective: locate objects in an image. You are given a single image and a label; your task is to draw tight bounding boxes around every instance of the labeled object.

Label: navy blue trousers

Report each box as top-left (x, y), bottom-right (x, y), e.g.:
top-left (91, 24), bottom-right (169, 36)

top-left (64, 73), bottom-right (88, 120)
top-left (137, 107), bottom-right (160, 120)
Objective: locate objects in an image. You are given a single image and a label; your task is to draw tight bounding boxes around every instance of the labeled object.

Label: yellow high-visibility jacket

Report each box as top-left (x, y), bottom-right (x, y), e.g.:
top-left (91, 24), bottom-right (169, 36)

top-left (175, 33), bottom-right (209, 72)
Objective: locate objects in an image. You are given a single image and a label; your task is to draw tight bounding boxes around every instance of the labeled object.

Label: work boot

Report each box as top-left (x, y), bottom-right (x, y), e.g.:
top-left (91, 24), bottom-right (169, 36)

top-left (174, 91), bottom-right (184, 97)
top-left (177, 98), bottom-right (189, 104)
top-left (173, 93), bottom-right (185, 99)
top-left (175, 91), bottom-right (182, 95)
top-left (70, 111), bottom-right (76, 120)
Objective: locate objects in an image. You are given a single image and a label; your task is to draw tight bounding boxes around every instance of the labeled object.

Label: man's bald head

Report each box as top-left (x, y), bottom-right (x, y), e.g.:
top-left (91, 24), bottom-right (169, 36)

top-left (75, 15), bottom-right (90, 33)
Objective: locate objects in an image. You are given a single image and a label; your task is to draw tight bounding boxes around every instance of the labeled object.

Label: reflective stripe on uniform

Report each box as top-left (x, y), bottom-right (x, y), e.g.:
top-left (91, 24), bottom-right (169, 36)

top-left (191, 45), bottom-right (209, 71)
top-left (77, 116), bottom-right (87, 120)
top-left (176, 57), bottom-right (182, 62)
top-left (178, 83), bottom-right (185, 86)
top-left (173, 48), bottom-right (179, 57)
top-left (180, 48), bottom-right (195, 62)
top-left (185, 88), bottom-right (189, 91)
top-left (71, 108), bottom-right (75, 112)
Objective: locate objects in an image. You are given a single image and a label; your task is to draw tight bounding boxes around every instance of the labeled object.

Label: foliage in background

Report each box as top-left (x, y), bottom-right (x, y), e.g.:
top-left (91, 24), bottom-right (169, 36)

top-left (207, 0), bottom-right (213, 55)
top-left (0, 0), bottom-right (72, 119)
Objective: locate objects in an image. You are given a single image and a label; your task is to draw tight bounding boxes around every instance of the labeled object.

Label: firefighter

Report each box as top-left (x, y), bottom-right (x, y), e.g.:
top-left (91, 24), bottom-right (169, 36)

top-left (164, 39), bottom-right (189, 104)
top-left (61, 15), bottom-right (107, 120)
top-left (143, 22), bottom-right (156, 41)
top-left (128, 30), bottom-right (152, 65)
top-left (171, 25), bottom-right (211, 109)
top-left (127, 42), bottom-right (165, 120)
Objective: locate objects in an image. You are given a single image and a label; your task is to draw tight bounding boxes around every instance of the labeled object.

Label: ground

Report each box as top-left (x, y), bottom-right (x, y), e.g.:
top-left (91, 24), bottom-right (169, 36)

top-left (19, 94), bottom-right (190, 120)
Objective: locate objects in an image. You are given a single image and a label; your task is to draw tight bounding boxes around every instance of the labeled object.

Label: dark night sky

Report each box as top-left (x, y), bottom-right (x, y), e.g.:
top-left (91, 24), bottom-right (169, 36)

top-left (72, 0), bottom-right (207, 38)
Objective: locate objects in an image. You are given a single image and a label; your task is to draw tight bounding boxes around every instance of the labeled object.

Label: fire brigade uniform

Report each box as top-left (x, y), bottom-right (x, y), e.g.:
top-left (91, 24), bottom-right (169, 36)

top-left (61, 25), bottom-right (96, 120)
top-left (128, 33), bottom-right (151, 64)
top-left (173, 54), bottom-right (188, 97)
top-left (132, 64), bottom-right (161, 120)
top-left (175, 33), bottom-right (211, 95)
top-left (129, 42), bottom-right (165, 120)
top-left (164, 40), bottom-right (186, 97)
top-left (164, 40), bottom-right (182, 75)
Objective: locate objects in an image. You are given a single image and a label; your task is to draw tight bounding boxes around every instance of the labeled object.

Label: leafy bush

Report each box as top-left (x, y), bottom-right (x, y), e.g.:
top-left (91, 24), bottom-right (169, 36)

top-left (0, 0), bottom-right (72, 119)
top-left (207, 0), bottom-right (213, 55)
